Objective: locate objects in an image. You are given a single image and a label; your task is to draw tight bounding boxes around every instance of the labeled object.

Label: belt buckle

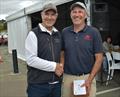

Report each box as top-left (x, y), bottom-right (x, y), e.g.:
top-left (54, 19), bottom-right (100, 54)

top-left (49, 81), bottom-right (59, 84)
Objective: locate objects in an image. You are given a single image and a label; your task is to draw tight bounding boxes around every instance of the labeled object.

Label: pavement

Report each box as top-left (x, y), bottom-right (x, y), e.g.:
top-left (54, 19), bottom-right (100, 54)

top-left (0, 46), bottom-right (120, 97)
top-left (0, 46), bottom-right (27, 97)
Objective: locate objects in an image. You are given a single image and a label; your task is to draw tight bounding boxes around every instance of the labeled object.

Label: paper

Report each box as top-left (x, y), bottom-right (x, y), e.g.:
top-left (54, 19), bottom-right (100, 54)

top-left (73, 80), bottom-right (86, 95)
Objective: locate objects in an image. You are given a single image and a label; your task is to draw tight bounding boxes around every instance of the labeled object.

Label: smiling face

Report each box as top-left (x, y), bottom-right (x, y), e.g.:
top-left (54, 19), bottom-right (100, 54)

top-left (41, 10), bottom-right (58, 30)
top-left (70, 6), bottom-right (87, 26)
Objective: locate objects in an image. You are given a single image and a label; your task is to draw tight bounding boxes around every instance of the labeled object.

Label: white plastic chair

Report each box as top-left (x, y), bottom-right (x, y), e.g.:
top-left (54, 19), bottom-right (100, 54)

top-left (105, 52), bottom-right (120, 85)
top-left (111, 51), bottom-right (120, 80)
top-left (105, 52), bottom-right (113, 85)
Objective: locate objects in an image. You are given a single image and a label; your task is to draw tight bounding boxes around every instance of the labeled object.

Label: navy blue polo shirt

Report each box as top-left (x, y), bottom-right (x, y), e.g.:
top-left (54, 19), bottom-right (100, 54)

top-left (62, 25), bottom-right (103, 75)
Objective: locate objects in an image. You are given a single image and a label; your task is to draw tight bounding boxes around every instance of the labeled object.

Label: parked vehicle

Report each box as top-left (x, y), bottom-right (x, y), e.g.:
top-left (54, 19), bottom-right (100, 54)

top-left (0, 34), bottom-right (3, 45)
top-left (2, 33), bottom-right (8, 45)
top-left (0, 33), bottom-right (8, 45)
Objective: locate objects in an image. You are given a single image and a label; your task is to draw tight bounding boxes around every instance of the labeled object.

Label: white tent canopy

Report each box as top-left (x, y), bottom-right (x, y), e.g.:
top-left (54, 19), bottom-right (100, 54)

top-left (6, 0), bottom-right (73, 22)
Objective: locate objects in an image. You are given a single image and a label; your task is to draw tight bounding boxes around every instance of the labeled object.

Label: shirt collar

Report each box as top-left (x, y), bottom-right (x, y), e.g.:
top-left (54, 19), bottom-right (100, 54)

top-left (70, 24), bottom-right (88, 33)
top-left (39, 23), bottom-right (58, 35)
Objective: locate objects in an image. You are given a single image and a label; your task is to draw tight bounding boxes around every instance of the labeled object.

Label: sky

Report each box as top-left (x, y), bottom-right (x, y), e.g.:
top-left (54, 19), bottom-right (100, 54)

top-left (0, 0), bottom-right (66, 20)
top-left (0, 0), bottom-right (41, 20)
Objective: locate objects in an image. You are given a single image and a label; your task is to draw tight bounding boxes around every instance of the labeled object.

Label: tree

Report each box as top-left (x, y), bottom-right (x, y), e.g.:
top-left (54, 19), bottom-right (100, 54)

top-left (0, 19), bottom-right (7, 32)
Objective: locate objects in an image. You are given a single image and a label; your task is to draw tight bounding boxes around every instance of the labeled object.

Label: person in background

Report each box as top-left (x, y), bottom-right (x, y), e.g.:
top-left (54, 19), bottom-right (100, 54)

top-left (102, 36), bottom-right (113, 72)
top-left (103, 36), bottom-right (114, 53)
top-left (25, 3), bottom-right (63, 97)
top-left (62, 2), bottom-right (103, 97)
top-left (0, 55), bottom-right (3, 63)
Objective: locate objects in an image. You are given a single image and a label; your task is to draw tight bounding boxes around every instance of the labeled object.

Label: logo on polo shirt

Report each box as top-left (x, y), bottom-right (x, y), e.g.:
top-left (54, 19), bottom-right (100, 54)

top-left (84, 35), bottom-right (92, 40)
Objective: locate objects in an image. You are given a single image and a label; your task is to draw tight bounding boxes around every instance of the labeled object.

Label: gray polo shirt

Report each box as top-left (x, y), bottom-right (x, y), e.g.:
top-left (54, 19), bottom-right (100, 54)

top-left (62, 25), bottom-right (103, 75)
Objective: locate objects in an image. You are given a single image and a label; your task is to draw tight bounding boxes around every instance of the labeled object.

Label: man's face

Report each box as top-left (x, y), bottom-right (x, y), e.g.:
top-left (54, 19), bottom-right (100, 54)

top-left (70, 6), bottom-right (87, 25)
top-left (41, 10), bottom-right (58, 28)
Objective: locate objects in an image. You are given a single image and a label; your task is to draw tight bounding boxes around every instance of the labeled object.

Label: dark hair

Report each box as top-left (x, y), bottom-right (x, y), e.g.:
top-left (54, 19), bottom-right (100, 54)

top-left (105, 36), bottom-right (112, 43)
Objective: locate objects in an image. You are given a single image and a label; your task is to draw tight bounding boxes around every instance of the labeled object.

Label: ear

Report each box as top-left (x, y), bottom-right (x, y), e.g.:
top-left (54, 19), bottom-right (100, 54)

top-left (70, 12), bottom-right (72, 19)
top-left (56, 13), bottom-right (58, 17)
top-left (41, 11), bottom-right (43, 16)
top-left (85, 14), bottom-right (88, 19)
top-left (41, 12), bottom-right (44, 19)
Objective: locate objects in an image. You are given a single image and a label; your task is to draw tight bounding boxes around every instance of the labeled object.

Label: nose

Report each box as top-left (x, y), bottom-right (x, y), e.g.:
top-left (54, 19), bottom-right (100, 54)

top-left (47, 15), bottom-right (52, 19)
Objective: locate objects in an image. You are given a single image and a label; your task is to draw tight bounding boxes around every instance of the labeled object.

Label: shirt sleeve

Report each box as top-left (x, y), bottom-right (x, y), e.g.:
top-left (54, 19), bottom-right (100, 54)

top-left (25, 31), bottom-right (56, 72)
top-left (61, 31), bottom-right (65, 51)
top-left (93, 29), bottom-right (103, 53)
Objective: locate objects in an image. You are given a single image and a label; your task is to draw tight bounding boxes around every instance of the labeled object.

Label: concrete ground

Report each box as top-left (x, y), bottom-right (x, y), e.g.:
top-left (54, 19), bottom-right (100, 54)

top-left (0, 46), bottom-right (27, 97)
top-left (0, 46), bottom-right (120, 97)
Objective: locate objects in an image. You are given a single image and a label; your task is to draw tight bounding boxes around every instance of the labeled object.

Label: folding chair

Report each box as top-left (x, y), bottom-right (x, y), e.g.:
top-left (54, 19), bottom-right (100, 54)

top-left (111, 51), bottom-right (120, 77)
top-left (105, 52), bottom-right (120, 85)
top-left (105, 52), bottom-right (114, 85)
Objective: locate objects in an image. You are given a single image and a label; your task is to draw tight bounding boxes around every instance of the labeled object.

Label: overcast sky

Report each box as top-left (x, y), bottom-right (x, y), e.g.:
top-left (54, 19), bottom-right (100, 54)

top-left (0, 0), bottom-right (43, 20)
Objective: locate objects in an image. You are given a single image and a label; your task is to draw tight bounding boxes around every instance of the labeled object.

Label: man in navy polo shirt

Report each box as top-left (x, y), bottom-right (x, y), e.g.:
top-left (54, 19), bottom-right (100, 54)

top-left (62, 2), bottom-right (103, 97)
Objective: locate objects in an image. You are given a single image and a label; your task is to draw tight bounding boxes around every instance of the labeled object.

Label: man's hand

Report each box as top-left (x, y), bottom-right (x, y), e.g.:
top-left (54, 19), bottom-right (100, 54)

top-left (55, 63), bottom-right (64, 77)
top-left (81, 78), bottom-right (92, 96)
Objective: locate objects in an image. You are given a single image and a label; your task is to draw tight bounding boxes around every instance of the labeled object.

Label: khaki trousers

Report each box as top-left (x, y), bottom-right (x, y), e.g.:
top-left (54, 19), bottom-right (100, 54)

top-left (62, 73), bottom-right (96, 97)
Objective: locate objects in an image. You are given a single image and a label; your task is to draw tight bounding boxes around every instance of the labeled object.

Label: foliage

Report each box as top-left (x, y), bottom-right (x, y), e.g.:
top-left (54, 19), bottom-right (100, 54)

top-left (0, 19), bottom-right (7, 32)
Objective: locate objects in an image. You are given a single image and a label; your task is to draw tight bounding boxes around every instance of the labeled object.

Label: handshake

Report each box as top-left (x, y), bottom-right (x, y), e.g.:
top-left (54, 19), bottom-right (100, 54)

top-left (55, 63), bottom-right (64, 77)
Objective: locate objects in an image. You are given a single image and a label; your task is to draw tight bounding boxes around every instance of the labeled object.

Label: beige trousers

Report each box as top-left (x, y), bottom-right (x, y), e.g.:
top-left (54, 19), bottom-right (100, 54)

top-left (62, 73), bottom-right (96, 97)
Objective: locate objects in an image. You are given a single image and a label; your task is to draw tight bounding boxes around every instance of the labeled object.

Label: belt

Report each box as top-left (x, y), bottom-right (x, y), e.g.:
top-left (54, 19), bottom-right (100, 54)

top-left (68, 72), bottom-right (89, 76)
top-left (74, 74), bottom-right (84, 76)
